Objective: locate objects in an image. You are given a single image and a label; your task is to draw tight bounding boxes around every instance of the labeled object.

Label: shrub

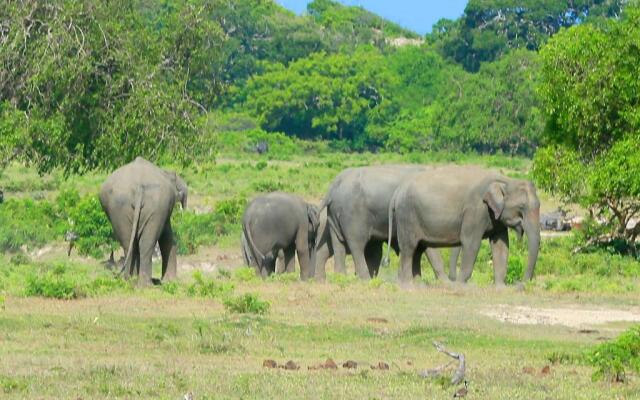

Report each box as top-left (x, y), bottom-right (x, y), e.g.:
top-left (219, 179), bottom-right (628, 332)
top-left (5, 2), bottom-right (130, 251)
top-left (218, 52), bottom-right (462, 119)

top-left (24, 264), bottom-right (83, 300)
top-left (233, 267), bottom-right (259, 282)
top-left (252, 179), bottom-right (287, 192)
top-left (173, 211), bottom-right (223, 255)
top-left (0, 198), bottom-right (61, 251)
top-left (268, 272), bottom-right (298, 284)
top-left (187, 271), bottom-right (235, 298)
top-left (67, 194), bottom-right (116, 258)
top-left (223, 293), bottom-right (270, 315)
top-left (588, 325), bottom-right (640, 382)
top-left (327, 272), bottom-right (358, 288)
top-left (215, 197), bottom-right (247, 224)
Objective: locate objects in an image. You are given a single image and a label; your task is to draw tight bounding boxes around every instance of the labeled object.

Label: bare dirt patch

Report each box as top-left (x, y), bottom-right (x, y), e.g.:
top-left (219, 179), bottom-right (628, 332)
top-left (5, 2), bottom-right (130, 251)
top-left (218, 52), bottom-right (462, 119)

top-left (483, 305), bottom-right (640, 328)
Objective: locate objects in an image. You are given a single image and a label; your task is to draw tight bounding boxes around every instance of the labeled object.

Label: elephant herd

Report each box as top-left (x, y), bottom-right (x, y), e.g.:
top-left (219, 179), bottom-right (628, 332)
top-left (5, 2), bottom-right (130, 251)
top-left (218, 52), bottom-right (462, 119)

top-left (100, 158), bottom-right (541, 287)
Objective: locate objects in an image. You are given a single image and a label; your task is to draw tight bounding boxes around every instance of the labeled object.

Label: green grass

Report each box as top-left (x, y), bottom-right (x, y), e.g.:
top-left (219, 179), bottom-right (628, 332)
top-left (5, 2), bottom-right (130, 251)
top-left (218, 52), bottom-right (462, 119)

top-left (1, 153), bottom-right (639, 398)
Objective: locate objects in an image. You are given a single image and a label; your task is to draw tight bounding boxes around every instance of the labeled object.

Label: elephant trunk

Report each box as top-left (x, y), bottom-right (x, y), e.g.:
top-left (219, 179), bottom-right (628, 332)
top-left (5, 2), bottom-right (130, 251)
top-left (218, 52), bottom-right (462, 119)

top-left (523, 207), bottom-right (540, 281)
top-left (181, 193), bottom-right (188, 210)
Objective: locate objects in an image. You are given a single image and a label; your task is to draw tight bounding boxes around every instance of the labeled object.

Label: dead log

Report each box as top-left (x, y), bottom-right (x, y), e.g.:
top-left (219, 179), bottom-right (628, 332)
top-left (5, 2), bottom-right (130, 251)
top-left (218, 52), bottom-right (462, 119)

top-left (418, 341), bottom-right (466, 385)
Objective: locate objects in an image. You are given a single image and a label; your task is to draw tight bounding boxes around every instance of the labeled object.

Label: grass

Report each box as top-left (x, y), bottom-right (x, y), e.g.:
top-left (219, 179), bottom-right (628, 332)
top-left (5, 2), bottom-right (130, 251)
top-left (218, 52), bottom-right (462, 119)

top-left (1, 152), bottom-right (639, 398)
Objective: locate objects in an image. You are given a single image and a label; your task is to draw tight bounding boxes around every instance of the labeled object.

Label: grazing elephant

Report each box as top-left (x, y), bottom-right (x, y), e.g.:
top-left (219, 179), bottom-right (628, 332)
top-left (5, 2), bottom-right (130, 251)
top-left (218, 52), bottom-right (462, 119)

top-left (315, 165), bottom-right (427, 280)
top-left (99, 157), bottom-right (187, 286)
top-left (241, 192), bottom-right (319, 280)
top-left (387, 166), bottom-right (540, 286)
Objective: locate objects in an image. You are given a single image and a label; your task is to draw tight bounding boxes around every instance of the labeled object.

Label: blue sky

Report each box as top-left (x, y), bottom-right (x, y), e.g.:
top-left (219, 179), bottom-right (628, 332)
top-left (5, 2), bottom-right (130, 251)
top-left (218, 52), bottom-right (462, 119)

top-left (276, 0), bottom-right (468, 35)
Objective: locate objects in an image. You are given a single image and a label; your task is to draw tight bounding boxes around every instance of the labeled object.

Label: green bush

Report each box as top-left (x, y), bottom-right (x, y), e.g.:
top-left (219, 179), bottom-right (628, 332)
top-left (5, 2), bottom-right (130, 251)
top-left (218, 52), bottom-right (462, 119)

top-left (233, 267), bottom-right (259, 282)
top-left (588, 325), bottom-right (640, 382)
top-left (187, 271), bottom-right (235, 298)
top-left (223, 293), bottom-right (270, 315)
top-left (215, 197), bottom-right (247, 224)
top-left (0, 198), bottom-right (62, 251)
top-left (252, 179), bottom-right (287, 192)
top-left (173, 211), bottom-right (223, 255)
top-left (24, 264), bottom-right (83, 300)
top-left (67, 194), bottom-right (116, 258)
top-left (327, 272), bottom-right (358, 288)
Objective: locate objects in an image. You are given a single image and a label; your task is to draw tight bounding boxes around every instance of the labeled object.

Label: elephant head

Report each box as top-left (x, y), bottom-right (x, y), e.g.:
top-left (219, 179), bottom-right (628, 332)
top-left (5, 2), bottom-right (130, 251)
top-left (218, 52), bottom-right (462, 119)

top-left (483, 179), bottom-right (541, 281)
top-left (165, 171), bottom-right (188, 210)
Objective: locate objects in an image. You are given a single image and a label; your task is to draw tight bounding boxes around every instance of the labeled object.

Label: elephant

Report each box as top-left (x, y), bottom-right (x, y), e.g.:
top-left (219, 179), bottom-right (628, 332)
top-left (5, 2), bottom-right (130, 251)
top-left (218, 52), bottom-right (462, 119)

top-left (241, 192), bottom-right (319, 280)
top-left (99, 157), bottom-right (187, 286)
top-left (315, 165), bottom-right (427, 280)
top-left (387, 166), bottom-right (540, 286)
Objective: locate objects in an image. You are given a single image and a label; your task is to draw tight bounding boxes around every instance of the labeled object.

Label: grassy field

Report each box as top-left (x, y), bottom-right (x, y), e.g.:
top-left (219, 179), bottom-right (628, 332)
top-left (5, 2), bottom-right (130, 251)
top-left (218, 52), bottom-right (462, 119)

top-left (1, 152), bottom-right (639, 399)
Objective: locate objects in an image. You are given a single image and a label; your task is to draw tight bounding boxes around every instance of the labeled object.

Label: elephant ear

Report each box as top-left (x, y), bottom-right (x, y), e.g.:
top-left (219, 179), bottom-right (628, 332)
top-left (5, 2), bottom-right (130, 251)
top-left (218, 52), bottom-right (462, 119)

top-left (483, 182), bottom-right (505, 219)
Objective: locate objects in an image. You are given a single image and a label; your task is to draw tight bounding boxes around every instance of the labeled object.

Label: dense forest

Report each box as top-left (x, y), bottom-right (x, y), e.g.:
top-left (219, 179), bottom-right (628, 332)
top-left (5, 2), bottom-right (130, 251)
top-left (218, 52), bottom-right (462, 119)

top-left (0, 0), bottom-right (630, 175)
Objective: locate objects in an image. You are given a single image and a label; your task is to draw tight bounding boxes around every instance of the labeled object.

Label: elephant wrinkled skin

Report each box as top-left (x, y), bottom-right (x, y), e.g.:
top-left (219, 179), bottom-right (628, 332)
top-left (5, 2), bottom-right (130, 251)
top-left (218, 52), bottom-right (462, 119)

top-left (241, 192), bottom-right (319, 280)
top-left (99, 157), bottom-right (187, 286)
top-left (315, 165), bottom-right (427, 280)
top-left (388, 166), bottom-right (540, 286)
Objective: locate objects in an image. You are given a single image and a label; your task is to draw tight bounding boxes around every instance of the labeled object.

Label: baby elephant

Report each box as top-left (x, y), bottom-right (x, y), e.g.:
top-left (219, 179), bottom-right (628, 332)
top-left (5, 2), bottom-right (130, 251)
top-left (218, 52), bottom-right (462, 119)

top-left (241, 192), bottom-right (319, 280)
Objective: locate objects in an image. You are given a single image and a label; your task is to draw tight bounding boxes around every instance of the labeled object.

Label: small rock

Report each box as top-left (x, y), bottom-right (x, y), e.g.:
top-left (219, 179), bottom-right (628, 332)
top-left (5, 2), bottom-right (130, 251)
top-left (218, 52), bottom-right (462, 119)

top-left (263, 359), bottom-right (277, 369)
top-left (283, 360), bottom-right (299, 370)
top-left (541, 365), bottom-right (551, 375)
top-left (343, 360), bottom-right (358, 369)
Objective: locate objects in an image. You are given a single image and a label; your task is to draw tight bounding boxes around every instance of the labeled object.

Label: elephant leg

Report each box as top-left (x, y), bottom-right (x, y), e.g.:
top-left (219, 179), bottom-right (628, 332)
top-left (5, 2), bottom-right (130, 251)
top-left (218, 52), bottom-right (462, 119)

top-left (314, 240), bottom-right (331, 281)
top-left (449, 247), bottom-right (461, 281)
top-left (458, 237), bottom-right (482, 283)
top-left (295, 233), bottom-right (312, 281)
top-left (412, 242), bottom-right (426, 278)
top-left (490, 227), bottom-right (509, 287)
top-left (425, 247), bottom-right (450, 282)
top-left (275, 250), bottom-right (286, 274)
top-left (330, 229), bottom-right (347, 275)
top-left (349, 242), bottom-right (370, 280)
top-left (364, 240), bottom-right (383, 278)
top-left (399, 246), bottom-right (416, 283)
top-left (137, 240), bottom-right (155, 287)
top-left (284, 246), bottom-right (296, 274)
top-left (158, 220), bottom-right (177, 282)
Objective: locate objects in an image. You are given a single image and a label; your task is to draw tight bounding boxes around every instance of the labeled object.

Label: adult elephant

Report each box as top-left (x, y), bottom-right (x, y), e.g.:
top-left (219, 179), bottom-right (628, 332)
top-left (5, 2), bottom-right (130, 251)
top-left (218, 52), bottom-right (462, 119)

top-left (99, 157), bottom-right (187, 286)
top-left (387, 166), bottom-right (540, 286)
top-left (241, 192), bottom-right (319, 280)
top-left (315, 165), bottom-right (427, 280)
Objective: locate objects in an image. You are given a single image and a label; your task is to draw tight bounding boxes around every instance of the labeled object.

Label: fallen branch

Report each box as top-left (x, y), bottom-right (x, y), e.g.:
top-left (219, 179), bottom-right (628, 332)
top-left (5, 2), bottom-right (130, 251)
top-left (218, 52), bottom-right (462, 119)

top-left (418, 341), bottom-right (466, 385)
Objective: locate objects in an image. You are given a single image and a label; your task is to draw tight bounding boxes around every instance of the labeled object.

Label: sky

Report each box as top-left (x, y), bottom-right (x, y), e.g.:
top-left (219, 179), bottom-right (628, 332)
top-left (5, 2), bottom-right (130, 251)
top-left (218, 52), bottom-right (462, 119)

top-left (276, 0), bottom-right (468, 35)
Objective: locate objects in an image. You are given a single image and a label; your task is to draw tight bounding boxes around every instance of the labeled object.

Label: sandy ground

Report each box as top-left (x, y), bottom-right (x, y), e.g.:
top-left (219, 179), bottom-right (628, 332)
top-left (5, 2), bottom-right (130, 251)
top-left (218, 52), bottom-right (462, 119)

top-left (483, 304), bottom-right (640, 329)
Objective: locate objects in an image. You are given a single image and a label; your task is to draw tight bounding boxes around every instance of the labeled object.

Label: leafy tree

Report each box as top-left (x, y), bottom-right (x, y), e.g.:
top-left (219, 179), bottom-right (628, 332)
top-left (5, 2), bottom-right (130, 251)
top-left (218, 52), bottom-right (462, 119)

top-left (239, 48), bottom-right (396, 144)
top-left (533, 5), bottom-right (640, 247)
top-left (0, 0), bottom-right (225, 174)
top-left (430, 0), bottom-right (627, 71)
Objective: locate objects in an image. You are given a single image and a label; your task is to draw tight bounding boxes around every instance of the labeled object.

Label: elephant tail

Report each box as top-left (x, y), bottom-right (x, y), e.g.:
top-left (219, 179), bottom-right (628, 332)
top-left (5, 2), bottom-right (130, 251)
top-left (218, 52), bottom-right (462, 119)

top-left (382, 191), bottom-right (397, 268)
top-left (120, 188), bottom-right (143, 276)
top-left (242, 221), bottom-right (265, 268)
top-left (240, 229), bottom-right (253, 266)
top-left (318, 193), bottom-right (331, 213)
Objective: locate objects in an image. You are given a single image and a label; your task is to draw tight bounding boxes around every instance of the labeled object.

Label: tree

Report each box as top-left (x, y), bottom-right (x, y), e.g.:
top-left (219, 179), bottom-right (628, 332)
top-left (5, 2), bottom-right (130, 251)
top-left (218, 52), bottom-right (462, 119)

top-left (533, 5), bottom-right (640, 247)
top-left (0, 0), bottom-right (224, 174)
top-left (430, 0), bottom-right (627, 71)
top-left (239, 48), bottom-right (396, 144)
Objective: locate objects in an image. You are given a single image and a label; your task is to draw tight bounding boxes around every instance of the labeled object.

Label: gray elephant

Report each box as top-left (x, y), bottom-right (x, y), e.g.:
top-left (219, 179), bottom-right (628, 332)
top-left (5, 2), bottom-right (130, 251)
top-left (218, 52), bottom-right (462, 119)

top-left (99, 157), bottom-right (187, 286)
top-left (387, 166), bottom-right (540, 286)
top-left (241, 192), bottom-right (319, 280)
top-left (315, 165), bottom-right (427, 280)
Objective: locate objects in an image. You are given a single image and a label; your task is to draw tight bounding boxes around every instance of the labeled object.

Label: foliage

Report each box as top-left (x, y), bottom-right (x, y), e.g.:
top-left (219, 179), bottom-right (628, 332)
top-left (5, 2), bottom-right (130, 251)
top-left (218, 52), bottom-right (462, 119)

top-left (429, 0), bottom-right (627, 71)
top-left (186, 271), bottom-right (235, 299)
top-left (223, 293), bottom-right (270, 314)
top-left (0, 198), bottom-right (63, 251)
top-left (0, 0), bottom-right (221, 174)
top-left (66, 193), bottom-right (116, 258)
top-left (233, 267), bottom-right (260, 282)
top-left (534, 6), bottom-right (640, 247)
top-left (172, 211), bottom-right (223, 255)
top-left (588, 325), bottom-right (640, 382)
top-left (215, 197), bottom-right (248, 225)
top-left (239, 48), bottom-right (396, 145)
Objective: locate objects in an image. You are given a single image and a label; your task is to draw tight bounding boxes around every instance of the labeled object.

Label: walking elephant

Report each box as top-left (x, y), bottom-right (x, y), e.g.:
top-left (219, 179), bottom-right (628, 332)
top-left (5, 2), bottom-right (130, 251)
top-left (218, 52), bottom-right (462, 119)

top-left (99, 157), bottom-right (187, 286)
top-left (387, 166), bottom-right (540, 286)
top-left (241, 192), bottom-right (319, 280)
top-left (315, 165), bottom-right (427, 280)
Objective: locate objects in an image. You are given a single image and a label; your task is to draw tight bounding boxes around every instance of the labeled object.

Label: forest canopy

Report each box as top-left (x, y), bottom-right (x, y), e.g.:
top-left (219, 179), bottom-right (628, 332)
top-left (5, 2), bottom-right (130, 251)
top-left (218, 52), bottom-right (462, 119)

top-left (0, 0), bottom-right (636, 174)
